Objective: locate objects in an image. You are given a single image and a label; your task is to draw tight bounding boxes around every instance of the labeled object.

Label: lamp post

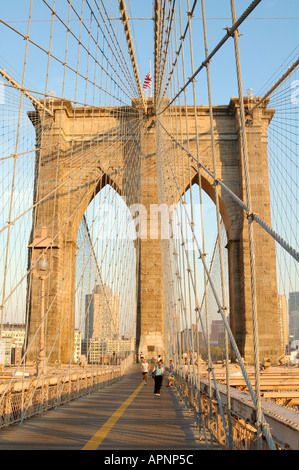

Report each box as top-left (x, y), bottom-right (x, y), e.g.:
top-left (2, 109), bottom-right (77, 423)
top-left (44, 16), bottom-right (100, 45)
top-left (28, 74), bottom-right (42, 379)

top-left (37, 254), bottom-right (48, 376)
top-left (28, 227), bottom-right (58, 376)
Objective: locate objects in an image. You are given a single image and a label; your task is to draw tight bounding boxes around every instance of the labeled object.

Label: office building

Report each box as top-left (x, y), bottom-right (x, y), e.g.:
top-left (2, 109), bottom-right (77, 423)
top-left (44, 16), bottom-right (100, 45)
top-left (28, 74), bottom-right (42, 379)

top-left (85, 284), bottom-right (119, 341)
top-left (289, 292), bottom-right (299, 342)
top-left (278, 295), bottom-right (288, 353)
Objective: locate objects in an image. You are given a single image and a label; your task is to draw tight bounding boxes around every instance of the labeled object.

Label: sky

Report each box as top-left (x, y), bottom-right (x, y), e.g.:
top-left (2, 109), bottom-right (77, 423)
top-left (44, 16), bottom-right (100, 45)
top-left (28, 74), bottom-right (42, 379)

top-left (123, 0), bottom-right (299, 107)
top-left (1, 0), bottom-right (299, 106)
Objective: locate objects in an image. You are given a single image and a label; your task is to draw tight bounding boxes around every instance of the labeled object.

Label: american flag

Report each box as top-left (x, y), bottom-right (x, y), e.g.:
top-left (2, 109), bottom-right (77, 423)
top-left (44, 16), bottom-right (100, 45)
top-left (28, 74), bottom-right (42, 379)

top-left (143, 72), bottom-right (152, 89)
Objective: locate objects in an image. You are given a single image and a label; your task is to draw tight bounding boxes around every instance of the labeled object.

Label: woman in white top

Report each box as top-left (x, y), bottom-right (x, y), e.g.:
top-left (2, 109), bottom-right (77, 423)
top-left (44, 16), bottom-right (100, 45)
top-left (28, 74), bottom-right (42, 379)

top-left (140, 357), bottom-right (149, 384)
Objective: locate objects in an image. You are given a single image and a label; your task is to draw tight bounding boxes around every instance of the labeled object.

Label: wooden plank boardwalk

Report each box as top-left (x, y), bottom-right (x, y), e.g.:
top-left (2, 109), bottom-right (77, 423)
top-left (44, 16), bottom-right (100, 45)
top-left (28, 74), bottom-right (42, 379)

top-left (0, 364), bottom-right (216, 452)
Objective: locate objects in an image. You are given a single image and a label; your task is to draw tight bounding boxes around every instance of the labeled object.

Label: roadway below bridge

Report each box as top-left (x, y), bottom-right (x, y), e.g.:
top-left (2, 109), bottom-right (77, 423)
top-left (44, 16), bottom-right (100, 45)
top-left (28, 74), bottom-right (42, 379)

top-left (0, 364), bottom-right (218, 452)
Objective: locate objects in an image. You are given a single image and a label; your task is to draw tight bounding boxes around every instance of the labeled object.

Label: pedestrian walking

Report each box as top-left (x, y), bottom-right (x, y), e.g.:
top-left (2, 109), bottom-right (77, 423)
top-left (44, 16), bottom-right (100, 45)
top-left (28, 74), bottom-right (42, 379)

top-left (140, 357), bottom-right (149, 384)
top-left (151, 359), bottom-right (165, 396)
top-left (167, 360), bottom-right (175, 387)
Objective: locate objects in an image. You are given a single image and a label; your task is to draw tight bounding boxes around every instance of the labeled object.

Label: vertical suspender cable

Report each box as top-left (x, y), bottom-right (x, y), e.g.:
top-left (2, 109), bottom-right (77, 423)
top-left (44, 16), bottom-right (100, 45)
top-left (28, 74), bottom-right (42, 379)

top-left (200, 0), bottom-right (233, 449)
top-left (230, 0), bottom-right (264, 449)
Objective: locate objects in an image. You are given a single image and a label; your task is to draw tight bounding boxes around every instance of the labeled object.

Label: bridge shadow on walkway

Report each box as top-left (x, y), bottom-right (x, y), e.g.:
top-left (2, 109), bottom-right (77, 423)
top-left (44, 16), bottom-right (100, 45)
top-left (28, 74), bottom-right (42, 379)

top-left (0, 364), bottom-right (218, 451)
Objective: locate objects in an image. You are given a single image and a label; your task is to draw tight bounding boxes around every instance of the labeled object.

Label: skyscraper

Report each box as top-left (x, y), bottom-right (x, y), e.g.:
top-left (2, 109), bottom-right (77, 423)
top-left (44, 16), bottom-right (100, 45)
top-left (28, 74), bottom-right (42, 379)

top-left (85, 284), bottom-right (119, 341)
top-left (278, 295), bottom-right (288, 352)
top-left (289, 292), bottom-right (299, 342)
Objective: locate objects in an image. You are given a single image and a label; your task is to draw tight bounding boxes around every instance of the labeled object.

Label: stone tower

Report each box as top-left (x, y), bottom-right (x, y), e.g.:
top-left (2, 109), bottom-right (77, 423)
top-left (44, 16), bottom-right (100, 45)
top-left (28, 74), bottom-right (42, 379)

top-left (26, 97), bottom-right (282, 364)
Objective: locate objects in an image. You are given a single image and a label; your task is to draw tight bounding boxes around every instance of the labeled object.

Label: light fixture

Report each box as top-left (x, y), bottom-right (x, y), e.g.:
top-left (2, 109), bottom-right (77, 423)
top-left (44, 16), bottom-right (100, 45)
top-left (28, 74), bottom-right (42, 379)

top-left (38, 256), bottom-right (49, 272)
top-left (28, 226), bottom-right (59, 376)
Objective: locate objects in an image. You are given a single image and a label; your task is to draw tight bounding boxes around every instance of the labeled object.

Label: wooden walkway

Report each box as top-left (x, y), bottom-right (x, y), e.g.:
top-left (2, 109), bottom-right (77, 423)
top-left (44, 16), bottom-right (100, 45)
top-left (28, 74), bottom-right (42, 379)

top-left (0, 364), bottom-right (216, 451)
